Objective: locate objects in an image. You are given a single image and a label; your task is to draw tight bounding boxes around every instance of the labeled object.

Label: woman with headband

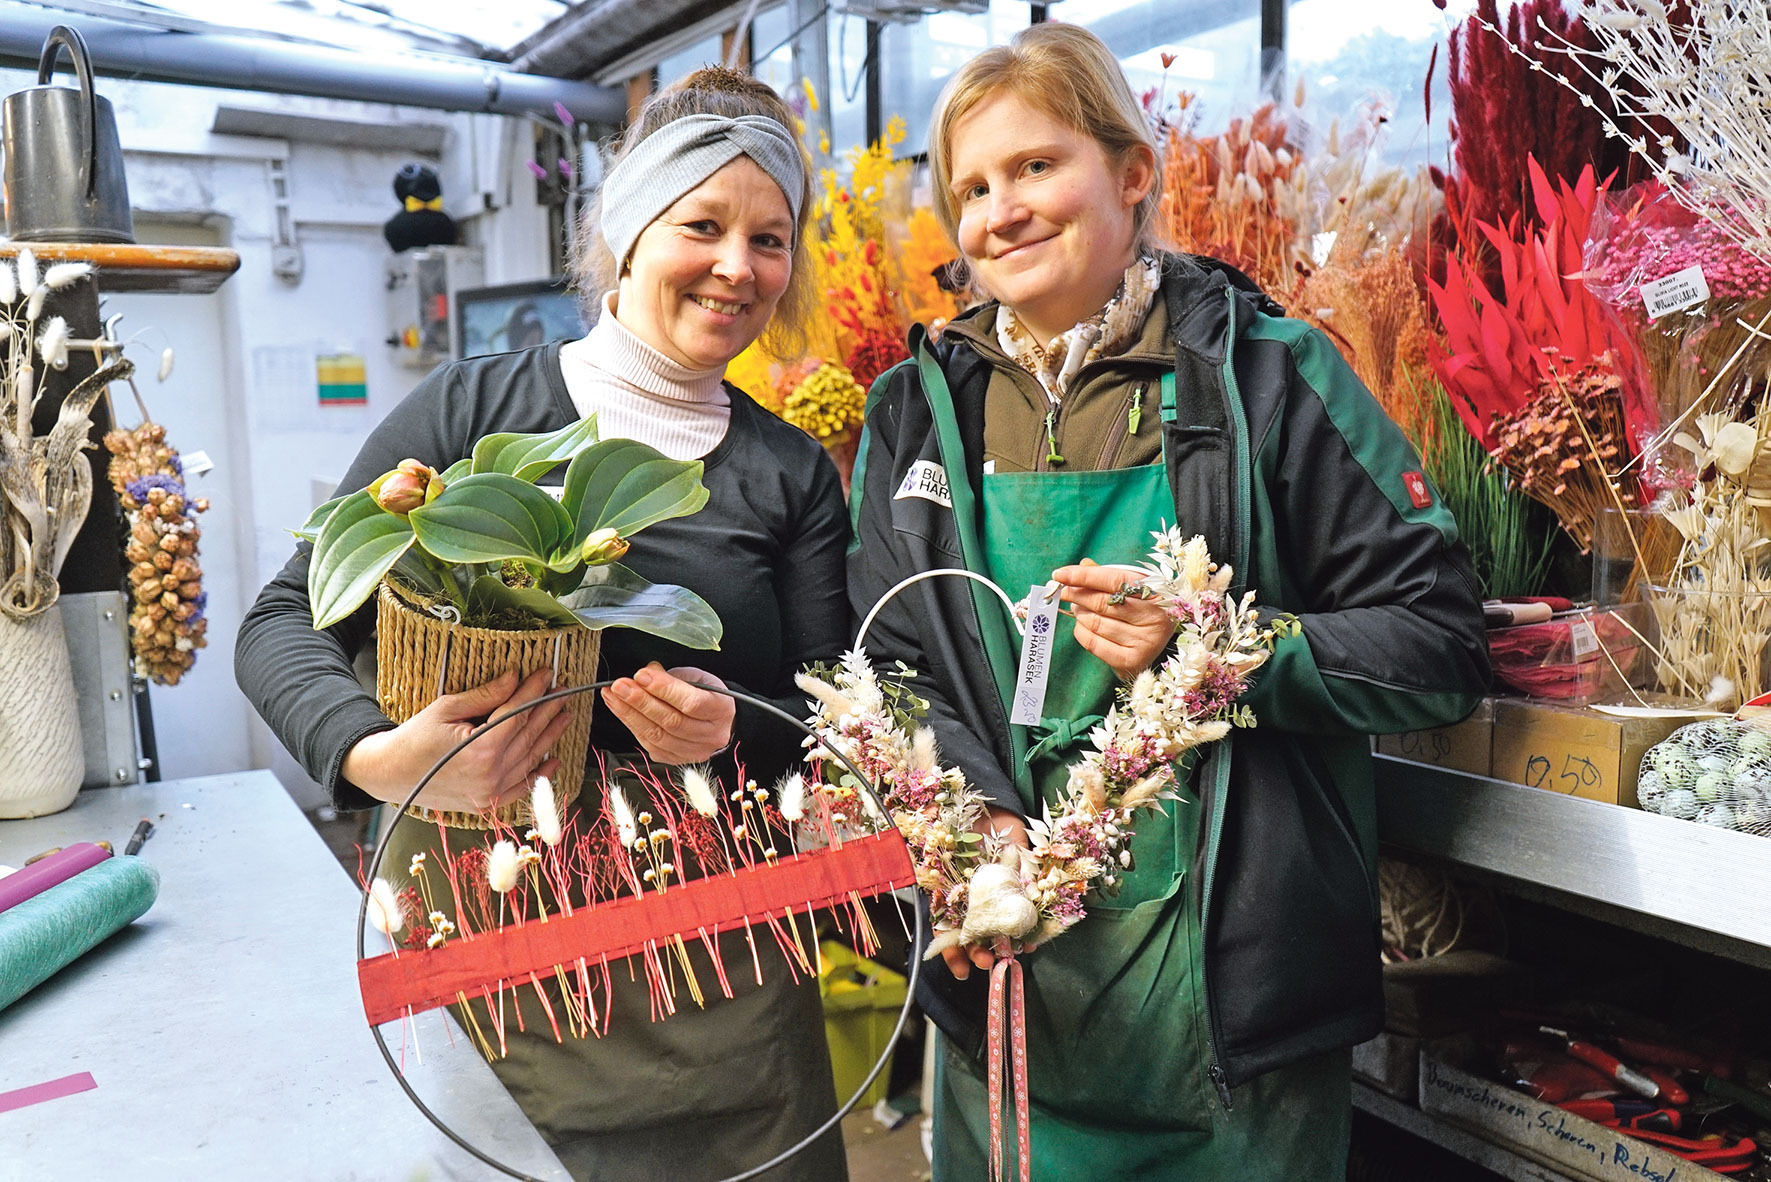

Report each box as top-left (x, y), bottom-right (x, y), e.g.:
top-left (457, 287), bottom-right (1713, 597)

top-left (237, 67), bottom-right (850, 1179)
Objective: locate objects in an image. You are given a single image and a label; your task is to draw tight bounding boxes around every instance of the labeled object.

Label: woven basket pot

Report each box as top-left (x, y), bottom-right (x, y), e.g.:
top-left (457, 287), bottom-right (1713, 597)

top-left (375, 584), bottom-right (600, 830)
top-left (0, 605), bottom-right (86, 818)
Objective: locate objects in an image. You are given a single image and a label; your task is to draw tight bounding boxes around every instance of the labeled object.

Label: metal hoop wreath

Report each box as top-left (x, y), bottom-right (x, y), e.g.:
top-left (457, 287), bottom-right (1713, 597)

top-left (356, 677), bottom-right (923, 1182)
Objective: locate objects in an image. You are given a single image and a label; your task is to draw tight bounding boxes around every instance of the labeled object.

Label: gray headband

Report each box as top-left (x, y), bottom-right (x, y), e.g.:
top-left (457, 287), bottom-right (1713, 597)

top-left (600, 114), bottom-right (806, 268)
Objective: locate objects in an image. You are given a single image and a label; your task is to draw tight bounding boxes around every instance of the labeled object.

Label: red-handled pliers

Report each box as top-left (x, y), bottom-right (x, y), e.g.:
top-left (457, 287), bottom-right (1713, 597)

top-left (1621, 1129), bottom-right (1757, 1173)
top-left (1557, 1099), bottom-right (1682, 1132)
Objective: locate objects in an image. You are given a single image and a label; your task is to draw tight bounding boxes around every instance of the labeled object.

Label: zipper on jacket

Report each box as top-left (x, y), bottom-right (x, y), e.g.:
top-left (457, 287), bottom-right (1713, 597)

top-left (1095, 381), bottom-right (1146, 469)
top-left (1209, 1063), bottom-right (1233, 1112)
top-left (1199, 288), bottom-right (1251, 1115)
top-left (1042, 407), bottom-right (1065, 466)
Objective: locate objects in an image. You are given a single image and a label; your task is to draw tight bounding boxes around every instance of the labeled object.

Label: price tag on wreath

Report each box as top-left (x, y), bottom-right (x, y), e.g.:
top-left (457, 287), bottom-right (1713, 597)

top-left (1010, 583), bottom-right (1060, 726)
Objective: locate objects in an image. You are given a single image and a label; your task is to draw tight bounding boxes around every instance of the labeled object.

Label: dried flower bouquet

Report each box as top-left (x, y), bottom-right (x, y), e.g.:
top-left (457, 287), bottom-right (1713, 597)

top-left (0, 251), bottom-right (112, 619)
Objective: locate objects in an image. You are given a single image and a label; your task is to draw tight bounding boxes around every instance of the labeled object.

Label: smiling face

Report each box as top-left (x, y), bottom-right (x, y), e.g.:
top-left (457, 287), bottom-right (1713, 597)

top-left (615, 155), bottom-right (794, 370)
top-left (946, 90), bottom-right (1154, 346)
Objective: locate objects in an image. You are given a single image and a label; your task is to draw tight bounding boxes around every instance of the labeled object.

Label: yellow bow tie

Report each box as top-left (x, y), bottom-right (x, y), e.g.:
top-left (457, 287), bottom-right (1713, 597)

top-left (404, 196), bottom-right (444, 213)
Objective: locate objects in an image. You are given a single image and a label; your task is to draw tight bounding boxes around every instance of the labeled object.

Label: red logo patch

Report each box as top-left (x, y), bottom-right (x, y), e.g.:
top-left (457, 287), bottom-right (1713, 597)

top-left (1403, 471), bottom-right (1432, 509)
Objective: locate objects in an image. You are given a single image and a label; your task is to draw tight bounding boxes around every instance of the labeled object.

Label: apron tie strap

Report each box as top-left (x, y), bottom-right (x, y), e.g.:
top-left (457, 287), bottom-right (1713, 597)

top-left (986, 951), bottom-right (1031, 1182)
top-left (1024, 714), bottom-right (1104, 767)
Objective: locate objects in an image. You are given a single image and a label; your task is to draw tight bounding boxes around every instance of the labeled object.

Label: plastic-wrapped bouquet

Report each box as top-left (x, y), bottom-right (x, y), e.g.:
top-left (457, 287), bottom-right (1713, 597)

top-left (796, 528), bottom-right (1295, 960)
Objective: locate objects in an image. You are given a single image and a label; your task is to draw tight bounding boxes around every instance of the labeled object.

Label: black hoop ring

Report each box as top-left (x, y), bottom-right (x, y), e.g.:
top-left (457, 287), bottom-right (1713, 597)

top-left (356, 677), bottom-right (924, 1182)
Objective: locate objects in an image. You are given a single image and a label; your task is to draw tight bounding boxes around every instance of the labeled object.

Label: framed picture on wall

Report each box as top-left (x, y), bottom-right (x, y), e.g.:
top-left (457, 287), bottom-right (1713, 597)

top-left (456, 278), bottom-right (593, 359)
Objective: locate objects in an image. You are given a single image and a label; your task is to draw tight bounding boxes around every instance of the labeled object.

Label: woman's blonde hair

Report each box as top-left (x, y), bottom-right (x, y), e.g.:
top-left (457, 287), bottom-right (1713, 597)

top-left (569, 66), bottom-right (817, 360)
top-left (926, 23), bottom-right (1165, 260)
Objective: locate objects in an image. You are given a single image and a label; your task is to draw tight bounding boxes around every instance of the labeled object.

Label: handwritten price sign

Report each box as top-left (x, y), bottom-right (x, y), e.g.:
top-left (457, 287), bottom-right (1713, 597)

top-left (1521, 752), bottom-right (1605, 795)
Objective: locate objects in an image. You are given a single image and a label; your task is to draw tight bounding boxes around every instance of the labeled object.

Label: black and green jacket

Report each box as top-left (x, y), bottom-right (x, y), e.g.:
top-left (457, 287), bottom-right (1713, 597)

top-left (847, 253), bottom-right (1490, 1091)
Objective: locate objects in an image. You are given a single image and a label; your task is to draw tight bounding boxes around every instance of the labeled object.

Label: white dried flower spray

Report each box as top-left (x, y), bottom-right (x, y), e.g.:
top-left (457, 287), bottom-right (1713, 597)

top-left (487, 840), bottom-right (521, 894)
top-left (777, 772), bottom-right (806, 822)
top-left (681, 764), bottom-right (718, 817)
top-left (0, 261), bottom-right (16, 305)
top-left (36, 317), bottom-right (69, 369)
top-left (608, 784), bottom-right (638, 848)
top-left (530, 774), bottom-right (562, 847)
top-left (16, 249), bottom-right (37, 299)
top-left (158, 347), bottom-right (175, 382)
top-left (41, 261), bottom-right (91, 291)
top-left (367, 877), bottom-right (404, 935)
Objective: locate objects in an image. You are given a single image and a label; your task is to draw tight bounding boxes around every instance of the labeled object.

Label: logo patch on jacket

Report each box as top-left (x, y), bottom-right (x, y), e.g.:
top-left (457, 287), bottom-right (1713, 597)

top-left (895, 460), bottom-right (951, 508)
top-left (1403, 470), bottom-right (1432, 509)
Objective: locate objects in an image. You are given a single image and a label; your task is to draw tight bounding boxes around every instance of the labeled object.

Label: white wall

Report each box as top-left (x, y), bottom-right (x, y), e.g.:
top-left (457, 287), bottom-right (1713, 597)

top-left (0, 67), bottom-right (560, 808)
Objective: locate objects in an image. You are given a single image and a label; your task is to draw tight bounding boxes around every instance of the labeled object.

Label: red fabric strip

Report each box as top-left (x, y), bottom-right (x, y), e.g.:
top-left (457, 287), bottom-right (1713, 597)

top-left (0, 1071), bottom-right (98, 1114)
top-left (359, 831), bottom-right (913, 1025)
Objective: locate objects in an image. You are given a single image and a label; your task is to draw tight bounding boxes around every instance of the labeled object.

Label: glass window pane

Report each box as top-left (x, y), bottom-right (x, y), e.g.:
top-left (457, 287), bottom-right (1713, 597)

top-left (828, 11), bottom-right (872, 160)
top-left (751, 4), bottom-right (796, 98)
top-left (656, 31), bottom-right (728, 89)
top-left (1287, 0), bottom-right (1477, 169)
top-left (1071, 0), bottom-right (1262, 137)
top-left (878, 0), bottom-right (1030, 156)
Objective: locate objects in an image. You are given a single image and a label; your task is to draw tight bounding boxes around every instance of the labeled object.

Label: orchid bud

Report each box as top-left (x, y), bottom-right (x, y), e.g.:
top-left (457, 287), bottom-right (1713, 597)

top-left (579, 526), bottom-right (630, 565)
top-left (369, 459), bottom-right (441, 515)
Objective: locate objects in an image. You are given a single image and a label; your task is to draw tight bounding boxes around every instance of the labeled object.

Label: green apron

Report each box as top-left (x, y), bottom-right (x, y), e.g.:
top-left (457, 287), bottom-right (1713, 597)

top-left (924, 370), bottom-right (1351, 1181)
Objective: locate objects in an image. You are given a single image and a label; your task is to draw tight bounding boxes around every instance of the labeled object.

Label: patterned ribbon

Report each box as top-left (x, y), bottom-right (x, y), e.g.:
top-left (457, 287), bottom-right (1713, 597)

top-left (986, 953), bottom-right (1031, 1182)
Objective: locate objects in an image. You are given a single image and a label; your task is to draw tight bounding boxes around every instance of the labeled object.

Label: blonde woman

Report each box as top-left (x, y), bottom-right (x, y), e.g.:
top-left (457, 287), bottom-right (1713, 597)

top-left (848, 24), bottom-right (1488, 1180)
top-left (240, 67), bottom-right (850, 1180)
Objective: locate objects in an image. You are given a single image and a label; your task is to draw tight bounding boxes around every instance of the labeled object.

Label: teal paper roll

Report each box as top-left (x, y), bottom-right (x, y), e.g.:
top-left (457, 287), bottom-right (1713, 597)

top-left (0, 856), bottom-right (160, 1012)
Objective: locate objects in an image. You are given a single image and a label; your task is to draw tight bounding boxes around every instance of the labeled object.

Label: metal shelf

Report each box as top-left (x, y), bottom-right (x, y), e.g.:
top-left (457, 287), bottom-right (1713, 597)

top-left (1353, 1083), bottom-right (1579, 1182)
top-left (1374, 755), bottom-right (1771, 970)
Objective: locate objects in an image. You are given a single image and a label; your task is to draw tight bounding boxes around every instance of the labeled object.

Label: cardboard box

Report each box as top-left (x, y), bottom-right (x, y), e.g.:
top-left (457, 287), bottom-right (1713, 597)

top-left (1352, 1030), bottom-right (1419, 1099)
top-left (1378, 697), bottom-right (1495, 776)
top-left (1382, 951), bottom-right (1531, 1039)
top-left (1490, 698), bottom-right (1684, 808)
top-left (1419, 1048), bottom-right (1732, 1182)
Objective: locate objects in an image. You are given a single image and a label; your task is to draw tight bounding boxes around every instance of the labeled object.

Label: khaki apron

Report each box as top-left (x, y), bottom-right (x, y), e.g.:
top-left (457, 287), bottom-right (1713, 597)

top-left (376, 759), bottom-right (847, 1182)
top-left (921, 367), bottom-right (1351, 1181)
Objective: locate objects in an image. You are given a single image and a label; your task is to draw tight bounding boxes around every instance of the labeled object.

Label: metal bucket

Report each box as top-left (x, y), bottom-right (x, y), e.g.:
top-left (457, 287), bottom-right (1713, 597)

top-left (2, 25), bottom-right (135, 243)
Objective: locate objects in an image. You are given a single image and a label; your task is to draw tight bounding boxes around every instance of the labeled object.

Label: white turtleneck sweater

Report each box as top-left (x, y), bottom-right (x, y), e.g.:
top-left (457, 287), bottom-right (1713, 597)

top-left (557, 292), bottom-right (731, 461)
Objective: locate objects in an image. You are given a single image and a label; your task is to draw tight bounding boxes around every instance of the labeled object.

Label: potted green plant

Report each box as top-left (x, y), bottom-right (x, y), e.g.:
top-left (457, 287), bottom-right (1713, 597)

top-left (298, 418), bottom-right (722, 826)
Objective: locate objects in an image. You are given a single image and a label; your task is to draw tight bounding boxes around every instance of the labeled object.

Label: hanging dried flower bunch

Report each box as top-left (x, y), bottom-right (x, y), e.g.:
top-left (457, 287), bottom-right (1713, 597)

top-left (103, 419), bottom-right (208, 684)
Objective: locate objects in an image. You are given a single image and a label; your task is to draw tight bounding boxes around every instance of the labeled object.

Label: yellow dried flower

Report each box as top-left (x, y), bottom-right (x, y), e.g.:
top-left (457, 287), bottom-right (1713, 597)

top-left (781, 362), bottom-right (866, 443)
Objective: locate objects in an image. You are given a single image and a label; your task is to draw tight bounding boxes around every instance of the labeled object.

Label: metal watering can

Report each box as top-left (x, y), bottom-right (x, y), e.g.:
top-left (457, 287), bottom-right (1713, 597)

top-left (2, 25), bottom-right (134, 243)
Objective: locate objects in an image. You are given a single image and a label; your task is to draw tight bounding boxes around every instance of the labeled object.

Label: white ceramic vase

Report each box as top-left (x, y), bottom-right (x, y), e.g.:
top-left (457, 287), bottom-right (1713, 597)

top-left (0, 604), bottom-right (85, 818)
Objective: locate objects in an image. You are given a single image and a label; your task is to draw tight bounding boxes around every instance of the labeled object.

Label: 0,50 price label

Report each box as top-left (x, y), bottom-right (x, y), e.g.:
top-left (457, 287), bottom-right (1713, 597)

top-left (1523, 752), bottom-right (1604, 795)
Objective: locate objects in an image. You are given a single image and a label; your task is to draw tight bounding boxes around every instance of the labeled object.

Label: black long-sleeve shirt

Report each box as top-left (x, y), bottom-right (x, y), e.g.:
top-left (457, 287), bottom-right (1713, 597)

top-left (236, 341), bottom-right (850, 809)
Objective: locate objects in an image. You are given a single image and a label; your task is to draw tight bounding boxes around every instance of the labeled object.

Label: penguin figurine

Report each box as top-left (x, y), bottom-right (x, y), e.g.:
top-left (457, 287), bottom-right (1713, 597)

top-left (383, 162), bottom-right (459, 253)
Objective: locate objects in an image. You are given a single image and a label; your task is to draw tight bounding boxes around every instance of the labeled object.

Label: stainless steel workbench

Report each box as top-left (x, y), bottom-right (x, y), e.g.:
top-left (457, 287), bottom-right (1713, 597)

top-left (0, 770), bottom-right (569, 1181)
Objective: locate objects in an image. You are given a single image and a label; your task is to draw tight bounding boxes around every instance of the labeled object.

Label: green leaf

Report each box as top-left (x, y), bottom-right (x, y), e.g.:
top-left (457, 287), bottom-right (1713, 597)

top-left (438, 457), bottom-right (473, 484)
top-left (560, 438), bottom-right (709, 543)
top-left (308, 490), bottom-right (417, 629)
top-left (293, 492), bottom-right (350, 544)
top-left (466, 574), bottom-right (581, 628)
top-left (470, 418), bottom-right (599, 481)
top-left (561, 563), bottom-right (722, 650)
top-left (409, 474), bottom-right (574, 564)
